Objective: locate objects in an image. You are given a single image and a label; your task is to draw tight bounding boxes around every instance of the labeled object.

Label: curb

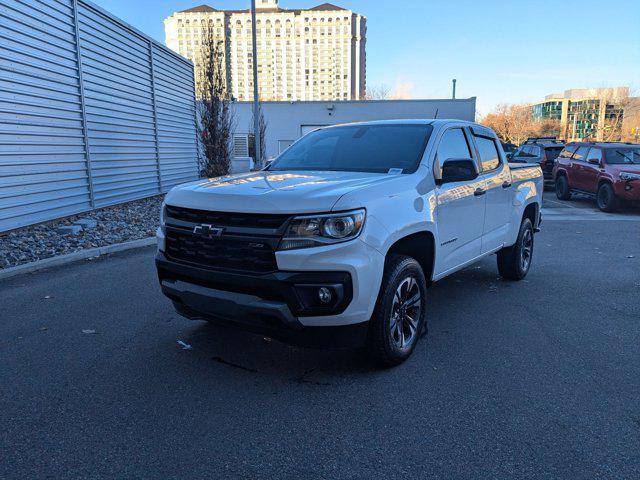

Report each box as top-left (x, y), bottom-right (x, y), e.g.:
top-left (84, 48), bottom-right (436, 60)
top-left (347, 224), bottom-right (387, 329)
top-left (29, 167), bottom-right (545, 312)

top-left (0, 237), bottom-right (156, 281)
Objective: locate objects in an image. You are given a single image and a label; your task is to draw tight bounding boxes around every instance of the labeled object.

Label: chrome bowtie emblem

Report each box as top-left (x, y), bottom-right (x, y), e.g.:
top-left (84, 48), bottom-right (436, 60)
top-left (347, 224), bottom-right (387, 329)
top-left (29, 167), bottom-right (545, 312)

top-left (193, 224), bottom-right (224, 239)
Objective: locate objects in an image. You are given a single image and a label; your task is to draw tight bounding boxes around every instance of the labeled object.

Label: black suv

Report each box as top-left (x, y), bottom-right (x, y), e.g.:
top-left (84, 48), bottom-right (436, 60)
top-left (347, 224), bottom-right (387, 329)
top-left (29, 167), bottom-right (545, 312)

top-left (510, 137), bottom-right (565, 183)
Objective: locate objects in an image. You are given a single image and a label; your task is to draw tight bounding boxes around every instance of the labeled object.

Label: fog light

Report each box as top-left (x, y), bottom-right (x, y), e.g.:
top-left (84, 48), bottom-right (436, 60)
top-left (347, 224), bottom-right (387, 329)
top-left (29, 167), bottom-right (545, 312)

top-left (318, 287), bottom-right (332, 304)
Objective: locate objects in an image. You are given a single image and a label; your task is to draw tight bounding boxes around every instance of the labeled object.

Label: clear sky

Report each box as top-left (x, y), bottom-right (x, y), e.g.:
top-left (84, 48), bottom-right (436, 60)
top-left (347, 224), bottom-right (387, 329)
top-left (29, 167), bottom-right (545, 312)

top-left (96, 0), bottom-right (640, 115)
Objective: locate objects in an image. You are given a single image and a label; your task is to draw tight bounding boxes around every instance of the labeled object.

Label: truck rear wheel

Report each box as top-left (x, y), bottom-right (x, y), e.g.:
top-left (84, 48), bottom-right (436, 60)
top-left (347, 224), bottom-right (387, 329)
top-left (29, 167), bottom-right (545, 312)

top-left (497, 217), bottom-right (534, 281)
top-left (366, 254), bottom-right (427, 367)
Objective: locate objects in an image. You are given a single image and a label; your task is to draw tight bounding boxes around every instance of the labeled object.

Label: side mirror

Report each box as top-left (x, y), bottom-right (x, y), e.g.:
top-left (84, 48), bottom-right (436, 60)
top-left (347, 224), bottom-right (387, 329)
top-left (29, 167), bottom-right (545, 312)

top-left (436, 159), bottom-right (479, 184)
top-left (587, 158), bottom-right (600, 166)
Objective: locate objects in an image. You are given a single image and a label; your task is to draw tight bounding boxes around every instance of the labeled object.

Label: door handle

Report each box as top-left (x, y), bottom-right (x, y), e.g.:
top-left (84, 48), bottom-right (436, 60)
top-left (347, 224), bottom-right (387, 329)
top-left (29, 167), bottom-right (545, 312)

top-left (474, 188), bottom-right (486, 197)
top-left (502, 181), bottom-right (512, 189)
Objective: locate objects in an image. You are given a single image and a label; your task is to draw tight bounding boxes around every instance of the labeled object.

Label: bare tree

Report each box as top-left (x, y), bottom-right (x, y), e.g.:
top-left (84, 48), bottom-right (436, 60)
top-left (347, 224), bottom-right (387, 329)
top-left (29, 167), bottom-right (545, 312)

top-left (621, 97), bottom-right (640, 142)
top-left (481, 103), bottom-right (561, 144)
top-left (250, 102), bottom-right (267, 168)
top-left (365, 84), bottom-right (391, 100)
top-left (594, 89), bottom-right (640, 142)
top-left (197, 27), bottom-right (234, 178)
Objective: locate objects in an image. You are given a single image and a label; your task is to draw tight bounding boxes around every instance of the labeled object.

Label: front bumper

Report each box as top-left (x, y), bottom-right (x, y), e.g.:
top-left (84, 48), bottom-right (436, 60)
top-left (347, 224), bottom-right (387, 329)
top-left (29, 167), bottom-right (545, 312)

top-left (614, 179), bottom-right (640, 202)
top-left (156, 252), bottom-right (371, 349)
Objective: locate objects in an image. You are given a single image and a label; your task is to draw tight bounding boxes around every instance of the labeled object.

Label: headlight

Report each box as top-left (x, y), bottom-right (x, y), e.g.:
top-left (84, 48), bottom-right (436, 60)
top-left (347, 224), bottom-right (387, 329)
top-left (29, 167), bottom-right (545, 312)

top-left (160, 202), bottom-right (166, 233)
top-left (279, 209), bottom-right (366, 250)
top-left (620, 171), bottom-right (640, 181)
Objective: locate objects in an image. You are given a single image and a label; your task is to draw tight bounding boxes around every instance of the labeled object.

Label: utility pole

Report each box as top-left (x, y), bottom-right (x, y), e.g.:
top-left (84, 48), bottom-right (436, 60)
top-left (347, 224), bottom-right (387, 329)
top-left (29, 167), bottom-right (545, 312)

top-left (452, 79), bottom-right (457, 100)
top-left (250, 0), bottom-right (261, 169)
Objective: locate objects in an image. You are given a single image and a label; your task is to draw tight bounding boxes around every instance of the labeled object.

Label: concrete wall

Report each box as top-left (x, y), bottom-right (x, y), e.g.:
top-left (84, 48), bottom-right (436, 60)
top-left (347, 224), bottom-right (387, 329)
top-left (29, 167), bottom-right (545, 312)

top-left (231, 98), bottom-right (476, 160)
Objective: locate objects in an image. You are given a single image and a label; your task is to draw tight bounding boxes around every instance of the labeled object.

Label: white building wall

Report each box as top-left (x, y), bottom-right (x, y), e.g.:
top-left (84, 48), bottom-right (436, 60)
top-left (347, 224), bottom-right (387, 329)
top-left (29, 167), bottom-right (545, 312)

top-left (231, 98), bottom-right (477, 160)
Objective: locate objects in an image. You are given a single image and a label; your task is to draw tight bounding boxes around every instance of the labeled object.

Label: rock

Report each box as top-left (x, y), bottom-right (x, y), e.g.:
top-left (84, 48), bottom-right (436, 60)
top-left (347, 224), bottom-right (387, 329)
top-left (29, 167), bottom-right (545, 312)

top-left (56, 225), bottom-right (83, 235)
top-left (74, 218), bottom-right (97, 229)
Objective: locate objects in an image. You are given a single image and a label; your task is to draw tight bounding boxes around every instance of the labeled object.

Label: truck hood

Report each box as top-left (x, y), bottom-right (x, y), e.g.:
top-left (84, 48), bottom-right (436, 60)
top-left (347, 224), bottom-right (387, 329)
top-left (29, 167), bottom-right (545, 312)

top-left (164, 170), bottom-right (399, 213)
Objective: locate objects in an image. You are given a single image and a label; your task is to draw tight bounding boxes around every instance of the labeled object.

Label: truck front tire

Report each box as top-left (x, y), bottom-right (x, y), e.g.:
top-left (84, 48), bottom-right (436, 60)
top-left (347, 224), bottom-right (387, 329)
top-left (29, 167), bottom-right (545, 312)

top-left (497, 218), bottom-right (534, 281)
top-left (366, 254), bottom-right (427, 367)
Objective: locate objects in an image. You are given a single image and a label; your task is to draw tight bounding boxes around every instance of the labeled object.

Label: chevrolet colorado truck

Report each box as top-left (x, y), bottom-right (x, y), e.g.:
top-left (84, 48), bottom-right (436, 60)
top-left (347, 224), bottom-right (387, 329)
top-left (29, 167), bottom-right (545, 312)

top-left (156, 120), bottom-right (543, 366)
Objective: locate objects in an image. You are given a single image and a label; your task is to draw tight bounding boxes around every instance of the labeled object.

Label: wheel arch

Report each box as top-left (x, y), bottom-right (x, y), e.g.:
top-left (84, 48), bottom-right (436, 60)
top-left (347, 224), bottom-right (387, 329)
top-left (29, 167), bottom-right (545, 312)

top-left (522, 202), bottom-right (539, 228)
top-left (385, 231), bottom-right (436, 284)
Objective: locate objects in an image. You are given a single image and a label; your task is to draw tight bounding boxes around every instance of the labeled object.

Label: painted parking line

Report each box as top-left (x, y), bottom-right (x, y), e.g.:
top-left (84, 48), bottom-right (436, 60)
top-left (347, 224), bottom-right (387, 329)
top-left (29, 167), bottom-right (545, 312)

top-left (541, 208), bottom-right (640, 221)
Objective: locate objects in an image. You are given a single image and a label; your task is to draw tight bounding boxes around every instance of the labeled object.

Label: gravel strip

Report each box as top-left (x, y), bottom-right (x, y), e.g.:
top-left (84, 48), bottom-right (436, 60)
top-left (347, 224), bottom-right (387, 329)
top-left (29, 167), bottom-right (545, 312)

top-left (0, 195), bottom-right (164, 269)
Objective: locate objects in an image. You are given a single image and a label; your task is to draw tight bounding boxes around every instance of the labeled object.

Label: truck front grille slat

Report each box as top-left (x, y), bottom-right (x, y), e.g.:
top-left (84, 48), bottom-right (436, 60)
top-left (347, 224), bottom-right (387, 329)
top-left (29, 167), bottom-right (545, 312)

top-left (164, 206), bottom-right (288, 273)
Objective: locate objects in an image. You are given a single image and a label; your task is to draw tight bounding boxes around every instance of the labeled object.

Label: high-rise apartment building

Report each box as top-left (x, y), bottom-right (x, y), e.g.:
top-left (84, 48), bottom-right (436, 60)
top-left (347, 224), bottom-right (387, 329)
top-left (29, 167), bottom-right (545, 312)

top-left (164, 1), bottom-right (367, 101)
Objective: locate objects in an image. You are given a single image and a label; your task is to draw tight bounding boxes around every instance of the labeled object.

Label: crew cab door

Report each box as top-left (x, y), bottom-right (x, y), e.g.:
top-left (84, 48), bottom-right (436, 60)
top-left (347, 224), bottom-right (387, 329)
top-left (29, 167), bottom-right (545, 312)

top-left (470, 129), bottom-right (512, 254)
top-left (433, 127), bottom-right (486, 276)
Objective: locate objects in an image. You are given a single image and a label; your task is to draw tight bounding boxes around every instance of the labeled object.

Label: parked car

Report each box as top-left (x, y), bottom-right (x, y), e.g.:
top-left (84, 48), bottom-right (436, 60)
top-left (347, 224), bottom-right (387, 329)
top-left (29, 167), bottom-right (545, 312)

top-left (156, 120), bottom-right (543, 366)
top-left (553, 142), bottom-right (640, 212)
top-left (511, 137), bottom-right (565, 183)
top-left (501, 142), bottom-right (517, 158)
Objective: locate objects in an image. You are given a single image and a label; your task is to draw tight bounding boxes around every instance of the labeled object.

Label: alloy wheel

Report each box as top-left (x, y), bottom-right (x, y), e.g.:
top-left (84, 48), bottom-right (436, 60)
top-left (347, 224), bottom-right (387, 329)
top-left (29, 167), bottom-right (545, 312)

top-left (520, 228), bottom-right (533, 272)
top-left (389, 276), bottom-right (421, 351)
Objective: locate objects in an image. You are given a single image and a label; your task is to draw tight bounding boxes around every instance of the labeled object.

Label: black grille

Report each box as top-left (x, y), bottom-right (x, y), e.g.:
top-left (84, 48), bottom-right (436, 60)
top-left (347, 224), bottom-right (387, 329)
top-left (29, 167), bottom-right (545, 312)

top-left (165, 205), bottom-right (290, 230)
top-left (164, 206), bottom-right (289, 273)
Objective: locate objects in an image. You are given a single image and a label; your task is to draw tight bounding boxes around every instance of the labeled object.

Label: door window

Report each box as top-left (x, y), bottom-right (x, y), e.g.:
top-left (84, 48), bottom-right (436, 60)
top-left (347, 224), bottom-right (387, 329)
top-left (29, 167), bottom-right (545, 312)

top-left (474, 136), bottom-right (502, 172)
top-left (529, 146), bottom-right (542, 157)
top-left (586, 148), bottom-right (602, 164)
top-left (559, 146), bottom-right (577, 158)
top-left (573, 147), bottom-right (590, 162)
top-left (436, 128), bottom-right (472, 166)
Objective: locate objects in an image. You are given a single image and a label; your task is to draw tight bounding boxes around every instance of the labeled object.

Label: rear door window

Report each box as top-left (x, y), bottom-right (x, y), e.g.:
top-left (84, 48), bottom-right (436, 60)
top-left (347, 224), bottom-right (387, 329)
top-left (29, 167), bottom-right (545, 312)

top-left (474, 135), bottom-right (502, 172)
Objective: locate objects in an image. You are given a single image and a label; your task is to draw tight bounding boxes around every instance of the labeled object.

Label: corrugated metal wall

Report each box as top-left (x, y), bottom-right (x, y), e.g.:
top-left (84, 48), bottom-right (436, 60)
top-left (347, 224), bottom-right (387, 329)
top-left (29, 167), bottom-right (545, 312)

top-left (0, 0), bottom-right (198, 232)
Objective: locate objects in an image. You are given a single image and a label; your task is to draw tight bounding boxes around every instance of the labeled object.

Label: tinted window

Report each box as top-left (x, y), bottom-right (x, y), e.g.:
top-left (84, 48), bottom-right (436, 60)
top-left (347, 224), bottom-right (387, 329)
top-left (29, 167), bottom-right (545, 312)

top-left (516, 146), bottom-right (535, 158)
top-left (606, 147), bottom-right (640, 164)
top-left (573, 147), bottom-right (590, 162)
top-left (545, 147), bottom-right (563, 161)
top-left (475, 136), bottom-right (501, 171)
top-left (586, 148), bottom-right (602, 163)
top-left (269, 124), bottom-right (433, 174)
top-left (437, 128), bottom-right (472, 165)
top-left (529, 146), bottom-right (542, 157)
top-left (559, 146), bottom-right (577, 158)
top-left (514, 147), bottom-right (527, 157)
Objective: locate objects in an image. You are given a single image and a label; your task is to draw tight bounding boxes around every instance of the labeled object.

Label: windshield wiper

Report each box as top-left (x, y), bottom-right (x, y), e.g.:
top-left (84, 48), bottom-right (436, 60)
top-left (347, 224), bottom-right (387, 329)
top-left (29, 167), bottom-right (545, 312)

top-left (616, 150), bottom-right (639, 164)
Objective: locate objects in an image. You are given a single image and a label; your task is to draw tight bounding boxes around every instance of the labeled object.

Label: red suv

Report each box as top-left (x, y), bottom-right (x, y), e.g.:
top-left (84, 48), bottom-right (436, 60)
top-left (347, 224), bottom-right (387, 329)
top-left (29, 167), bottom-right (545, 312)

top-left (553, 142), bottom-right (640, 212)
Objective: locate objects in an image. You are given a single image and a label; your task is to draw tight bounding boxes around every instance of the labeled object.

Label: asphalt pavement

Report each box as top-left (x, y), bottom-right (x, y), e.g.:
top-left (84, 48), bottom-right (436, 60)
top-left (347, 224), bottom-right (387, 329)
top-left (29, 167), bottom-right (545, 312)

top-left (1, 217), bottom-right (639, 479)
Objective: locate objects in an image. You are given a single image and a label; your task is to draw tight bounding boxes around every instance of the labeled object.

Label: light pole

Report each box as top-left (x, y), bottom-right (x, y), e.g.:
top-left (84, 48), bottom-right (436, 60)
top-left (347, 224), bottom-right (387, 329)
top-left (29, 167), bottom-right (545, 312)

top-left (452, 79), bottom-right (457, 100)
top-left (250, 0), bottom-right (261, 169)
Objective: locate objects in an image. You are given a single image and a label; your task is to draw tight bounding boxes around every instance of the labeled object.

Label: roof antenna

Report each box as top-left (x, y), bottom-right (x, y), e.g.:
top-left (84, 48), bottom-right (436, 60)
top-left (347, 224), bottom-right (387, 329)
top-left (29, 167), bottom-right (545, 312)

top-left (434, 108), bottom-right (439, 119)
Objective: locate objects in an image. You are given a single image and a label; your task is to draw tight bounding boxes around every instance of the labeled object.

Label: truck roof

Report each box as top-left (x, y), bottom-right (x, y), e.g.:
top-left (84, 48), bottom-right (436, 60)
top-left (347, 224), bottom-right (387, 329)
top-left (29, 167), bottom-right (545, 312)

top-left (321, 119), bottom-right (479, 128)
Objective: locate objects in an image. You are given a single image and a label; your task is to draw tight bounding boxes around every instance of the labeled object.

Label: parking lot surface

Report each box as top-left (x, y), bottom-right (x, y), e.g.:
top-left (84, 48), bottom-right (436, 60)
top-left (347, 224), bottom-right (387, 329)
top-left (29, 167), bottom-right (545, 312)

top-left (1, 219), bottom-right (639, 479)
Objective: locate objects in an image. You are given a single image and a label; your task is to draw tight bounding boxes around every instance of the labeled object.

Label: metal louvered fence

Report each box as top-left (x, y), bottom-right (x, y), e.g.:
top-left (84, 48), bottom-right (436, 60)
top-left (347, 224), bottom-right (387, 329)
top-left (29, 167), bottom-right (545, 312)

top-left (0, 0), bottom-right (199, 232)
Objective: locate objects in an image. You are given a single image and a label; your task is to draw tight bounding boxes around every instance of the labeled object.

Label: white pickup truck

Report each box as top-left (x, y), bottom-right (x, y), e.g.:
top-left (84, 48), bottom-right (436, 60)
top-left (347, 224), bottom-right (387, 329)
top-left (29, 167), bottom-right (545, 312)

top-left (156, 120), bottom-right (543, 366)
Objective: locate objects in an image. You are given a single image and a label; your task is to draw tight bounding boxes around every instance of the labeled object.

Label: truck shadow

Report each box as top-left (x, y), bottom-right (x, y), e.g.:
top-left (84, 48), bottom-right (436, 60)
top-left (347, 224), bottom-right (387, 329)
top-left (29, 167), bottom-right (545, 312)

top-left (171, 256), bottom-right (503, 383)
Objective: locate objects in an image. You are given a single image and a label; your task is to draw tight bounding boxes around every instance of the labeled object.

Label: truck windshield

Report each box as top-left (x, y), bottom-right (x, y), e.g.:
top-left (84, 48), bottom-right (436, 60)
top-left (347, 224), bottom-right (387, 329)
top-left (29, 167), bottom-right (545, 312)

top-left (268, 124), bottom-right (433, 174)
top-left (607, 148), bottom-right (640, 165)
